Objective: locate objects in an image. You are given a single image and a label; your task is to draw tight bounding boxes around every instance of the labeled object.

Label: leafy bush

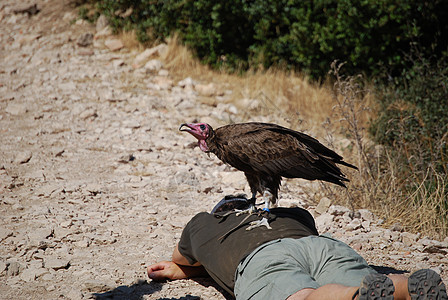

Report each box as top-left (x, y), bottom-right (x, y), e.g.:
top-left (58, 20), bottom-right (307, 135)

top-left (371, 53), bottom-right (448, 176)
top-left (91, 0), bottom-right (448, 78)
top-left (330, 61), bottom-right (447, 238)
top-left (368, 53), bottom-right (448, 234)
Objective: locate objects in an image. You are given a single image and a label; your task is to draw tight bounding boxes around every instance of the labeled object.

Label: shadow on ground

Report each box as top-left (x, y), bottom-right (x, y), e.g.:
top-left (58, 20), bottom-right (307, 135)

top-left (92, 277), bottom-right (233, 300)
top-left (92, 267), bottom-right (403, 300)
top-left (371, 265), bottom-right (409, 275)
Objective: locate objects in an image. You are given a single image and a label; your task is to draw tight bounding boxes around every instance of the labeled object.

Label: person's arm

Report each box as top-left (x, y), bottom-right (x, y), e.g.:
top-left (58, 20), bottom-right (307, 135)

top-left (147, 244), bottom-right (207, 281)
top-left (172, 244), bottom-right (202, 267)
top-left (147, 260), bottom-right (208, 281)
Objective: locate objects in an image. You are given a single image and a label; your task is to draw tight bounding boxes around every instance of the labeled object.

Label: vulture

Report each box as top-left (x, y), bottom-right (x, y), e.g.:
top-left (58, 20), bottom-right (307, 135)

top-left (180, 122), bottom-right (357, 229)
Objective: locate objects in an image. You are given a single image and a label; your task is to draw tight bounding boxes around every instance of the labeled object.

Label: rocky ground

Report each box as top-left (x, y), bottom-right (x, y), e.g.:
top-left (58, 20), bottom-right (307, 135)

top-left (1, 1), bottom-right (447, 299)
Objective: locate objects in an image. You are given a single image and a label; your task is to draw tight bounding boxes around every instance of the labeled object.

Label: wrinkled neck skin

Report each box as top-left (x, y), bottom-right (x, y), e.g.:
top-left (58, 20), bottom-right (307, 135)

top-left (199, 140), bottom-right (209, 152)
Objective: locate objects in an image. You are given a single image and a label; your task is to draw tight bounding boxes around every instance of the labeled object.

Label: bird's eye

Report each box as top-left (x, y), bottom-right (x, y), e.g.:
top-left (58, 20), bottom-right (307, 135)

top-left (199, 124), bottom-right (206, 130)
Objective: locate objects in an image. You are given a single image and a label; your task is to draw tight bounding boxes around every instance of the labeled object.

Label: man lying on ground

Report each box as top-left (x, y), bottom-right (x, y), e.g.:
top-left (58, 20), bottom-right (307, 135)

top-left (148, 195), bottom-right (447, 300)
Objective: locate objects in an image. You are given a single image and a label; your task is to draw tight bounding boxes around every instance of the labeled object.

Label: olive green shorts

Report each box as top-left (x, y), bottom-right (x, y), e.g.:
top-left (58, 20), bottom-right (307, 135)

top-left (234, 236), bottom-right (376, 300)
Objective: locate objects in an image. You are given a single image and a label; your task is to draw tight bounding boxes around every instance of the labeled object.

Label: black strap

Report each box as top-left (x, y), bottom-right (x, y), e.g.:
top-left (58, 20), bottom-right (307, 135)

top-left (352, 289), bottom-right (359, 300)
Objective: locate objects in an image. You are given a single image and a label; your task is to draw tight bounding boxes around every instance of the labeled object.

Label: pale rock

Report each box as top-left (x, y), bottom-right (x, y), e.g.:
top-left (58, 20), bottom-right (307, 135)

top-left (418, 237), bottom-right (433, 247)
top-left (18, 34), bottom-right (41, 45)
top-left (41, 273), bottom-right (54, 281)
top-left (133, 44), bottom-right (167, 66)
top-left (44, 258), bottom-right (70, 270)
top-left (358, 209), bottom-right (375, 221)
top-left (178, 77), bottom-right (197, 88)
top-left (337, 138), bottom-right (352, 149)
top-left (315, 213), bottom-right (334, 232)
top-left (315, 197), bottom-right (332, 215)
top-left (53, 227), bottom-right (71, 239)
top-left (28, 260), bottom-right (43, 270)
top-left (66, 288), bottom-right (83, 300)
top-left (195, 83), bottom-right (216, 97)
top-left (144, 59), bottom-right (163, 72)
top-left (0, 261), bottom-right (7, 274)
top-left (14, 150), bottom-right (32, 164)
top-left (77, 33), bottom-right (93, 47)
top-left (36, 184), bottom-right (60, 197)
top-left (27, 227), bottom-right (53, 246)
top-left (228, 104), bottom-right (238, 114)
top-left (75, 19), bottom-right (88, 26)
top-left (120, 127), bottom-right (133, 135)
top-left (152, 76), bottom-right (173, 90)
top-left (63, 12), bottom-right (76, 22)
top-left (0, 228), bottom-right (13, 241)
top-left (60, 220), bottom-right (73, 228)
top-left (53, 148), bottom-right (65, 157)
top-left (277, 198), bottom-right (300, 208)
top-left (170, 171), bottom-right (198, 187)
top-left (19, 267), bottom-right (41, 282)
top-left (123, 119), bottom-right (141, 129)
top-left (415, 262), bottom-right (431, 270)
top-left (361, 220), bottom-right (371, 231)
top-left (6, 102), bottom-right (27, 115)
top-left (11, 3), bottom-right (37, 14)
top-left (92, 235), bottom-right (117, 245)
top-left (12, 203), bottom-right (25, 210)
top-left (346, 218), bottom-right (362, 231)
top-left (158, 69), bottom-right (169, 76)
top-left (79, 108), bottom-right (97, 119)
top-left (77, 48), bottom-right (94, 57)
top-left (219, 172), bottom-right (247, 190)
top-left (7, 14), bottom-right (19, 24)
top-left (96, 14), bottom-right (109, 32)
top-left (94, 26), bottom-right (112, 39)
top-left (7, 261), bottom-right (23, 276)
top-left (389, 223), bottom-right (403, 232)
top-left (112, 59), bottom-right (125, 68)
top-left (83, 280), bottom-right (114, 292)
top-left (105, 39), bottom-right (124, 51)
top-left (401, 232), bottom-right (418, 247)
top-left (239, 98), bottom-right (260, 111)
top-left (75, 239), bottom-right (90, 248)
top-left (328, 205), bottom-right (350, 216)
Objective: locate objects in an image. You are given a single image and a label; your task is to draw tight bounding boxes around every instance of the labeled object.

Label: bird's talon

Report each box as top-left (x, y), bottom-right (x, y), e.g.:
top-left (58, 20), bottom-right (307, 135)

top-left (235, 205), bottom-right (256, 216)
top-left (246, 217), bottom-right (272, 230)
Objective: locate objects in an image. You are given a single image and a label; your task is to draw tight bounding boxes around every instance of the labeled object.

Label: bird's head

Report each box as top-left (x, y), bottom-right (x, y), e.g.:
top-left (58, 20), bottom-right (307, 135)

top-left (179, 122), bottom-right (213, 152)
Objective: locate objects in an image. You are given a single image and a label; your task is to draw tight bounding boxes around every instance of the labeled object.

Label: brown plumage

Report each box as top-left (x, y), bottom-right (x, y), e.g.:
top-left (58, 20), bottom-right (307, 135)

top-left (180, 122), bottom-right (357, 210)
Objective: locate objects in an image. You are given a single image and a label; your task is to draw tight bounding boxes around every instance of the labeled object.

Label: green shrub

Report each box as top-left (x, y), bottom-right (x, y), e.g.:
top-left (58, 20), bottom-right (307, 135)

top-left (91, 0), bottom-right (448, 78)
top-left (370, 52), bottom-right (448, 218)
top-left (371, 53), bottom-right (448, 172)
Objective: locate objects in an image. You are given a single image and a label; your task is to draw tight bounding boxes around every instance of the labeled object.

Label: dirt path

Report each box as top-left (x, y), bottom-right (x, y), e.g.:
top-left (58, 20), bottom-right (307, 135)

top-left (1, 1), bottom-right (446, 299)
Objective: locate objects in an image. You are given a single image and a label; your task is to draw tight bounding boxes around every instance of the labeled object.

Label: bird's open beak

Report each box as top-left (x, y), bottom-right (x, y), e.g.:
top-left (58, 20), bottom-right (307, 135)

top-left (179, 123), bottom-right (192, 132)
top-left (179, 123), bottom-right (204, 140)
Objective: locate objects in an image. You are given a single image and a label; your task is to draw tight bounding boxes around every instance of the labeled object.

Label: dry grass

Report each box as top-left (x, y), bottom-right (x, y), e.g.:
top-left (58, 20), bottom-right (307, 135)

top-left (118, 30), bottom-right (144, 51)
top-left (328, 61), bottom-right (448, 239)
top-left (131, 35), bottom-right (447, 239)
top-left (161, 34), bottom-right (210, 78)
top-left (160, 35), bottom-right (342, 133)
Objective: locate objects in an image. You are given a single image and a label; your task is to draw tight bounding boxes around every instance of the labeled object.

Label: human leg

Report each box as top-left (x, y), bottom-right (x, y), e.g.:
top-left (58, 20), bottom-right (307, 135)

top-left (293, 270), bottom-right (447, 300)
top-left (234, 237), bottom-right (377, 300)
top-left (287, 285), bottom-right (358, 300)
top-left (302, 235), bottom-right (377, 287)
top-left (234, 239), bottom-right (320, 300)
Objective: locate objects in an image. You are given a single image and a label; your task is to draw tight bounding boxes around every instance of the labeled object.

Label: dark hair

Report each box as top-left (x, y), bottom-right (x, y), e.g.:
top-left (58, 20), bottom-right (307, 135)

top-left (211, 194), bottom-right (251, 214)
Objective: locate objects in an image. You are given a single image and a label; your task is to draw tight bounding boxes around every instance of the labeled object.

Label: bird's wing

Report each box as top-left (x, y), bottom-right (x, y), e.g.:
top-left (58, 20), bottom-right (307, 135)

top-left (215, 123), bottom-right (350, 185)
